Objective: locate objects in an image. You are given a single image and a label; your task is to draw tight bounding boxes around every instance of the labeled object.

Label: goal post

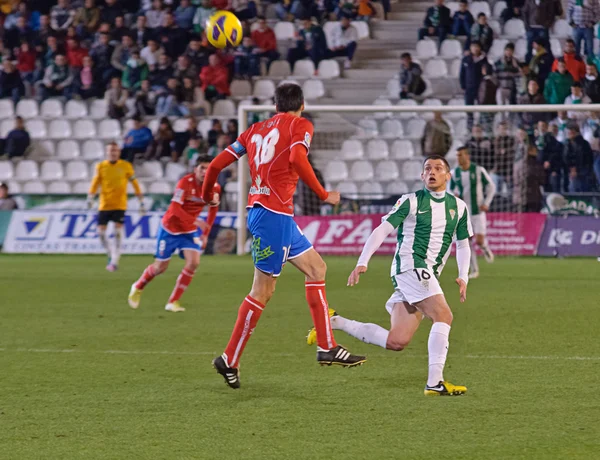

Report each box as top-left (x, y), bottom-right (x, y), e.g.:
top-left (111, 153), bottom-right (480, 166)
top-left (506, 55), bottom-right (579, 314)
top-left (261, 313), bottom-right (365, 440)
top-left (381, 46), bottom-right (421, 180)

top-left (236, 103), bottom-right (599, 255)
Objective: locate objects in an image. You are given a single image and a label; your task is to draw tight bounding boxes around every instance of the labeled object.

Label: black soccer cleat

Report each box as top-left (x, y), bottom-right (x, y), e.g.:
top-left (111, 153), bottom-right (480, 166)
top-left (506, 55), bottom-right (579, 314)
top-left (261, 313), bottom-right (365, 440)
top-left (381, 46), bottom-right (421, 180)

top-left (212, 355), bottom-right (240, 389)
top-left (317, 345), bottom-right (366, 367)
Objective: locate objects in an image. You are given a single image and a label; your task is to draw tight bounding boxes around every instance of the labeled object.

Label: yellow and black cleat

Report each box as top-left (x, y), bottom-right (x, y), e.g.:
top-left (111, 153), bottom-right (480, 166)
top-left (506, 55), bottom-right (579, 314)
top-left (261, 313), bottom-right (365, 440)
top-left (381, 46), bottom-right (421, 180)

top-left (306, 308), bottom-right (338, 345)
top-left (424, 380), bottom-right (467, 396)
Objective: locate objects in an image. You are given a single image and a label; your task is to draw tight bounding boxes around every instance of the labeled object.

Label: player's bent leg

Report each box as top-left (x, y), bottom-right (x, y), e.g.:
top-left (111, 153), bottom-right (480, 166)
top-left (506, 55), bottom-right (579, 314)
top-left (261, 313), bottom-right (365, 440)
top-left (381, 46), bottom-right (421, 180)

top-left (386, 302), bottom-right (423, 351)
top-left (469, 238), bottom-right (480, 279)
top-left (165, 249), bottom-right (200, 313)
top-left (129, 259), bottom-right (169, 309)
top-left (476, 232), bottom-right (494, 263)
top-left (97, 224), bottom-right (111, 266)
top-left (108, 222), bottom-right (124, 271)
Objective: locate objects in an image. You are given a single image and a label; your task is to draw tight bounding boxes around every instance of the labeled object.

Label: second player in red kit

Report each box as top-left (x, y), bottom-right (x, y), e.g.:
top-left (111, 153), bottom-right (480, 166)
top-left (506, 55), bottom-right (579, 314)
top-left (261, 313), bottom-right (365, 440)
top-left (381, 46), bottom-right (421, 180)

top-left (202, 83), bottom-right (366, 389)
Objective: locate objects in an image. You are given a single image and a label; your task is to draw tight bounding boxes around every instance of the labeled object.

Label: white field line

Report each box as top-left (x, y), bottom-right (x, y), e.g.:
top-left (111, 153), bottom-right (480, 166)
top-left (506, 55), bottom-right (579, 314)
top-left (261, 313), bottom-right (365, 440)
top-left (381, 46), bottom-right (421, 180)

top-left (0, 348), bottom-right (599, 361)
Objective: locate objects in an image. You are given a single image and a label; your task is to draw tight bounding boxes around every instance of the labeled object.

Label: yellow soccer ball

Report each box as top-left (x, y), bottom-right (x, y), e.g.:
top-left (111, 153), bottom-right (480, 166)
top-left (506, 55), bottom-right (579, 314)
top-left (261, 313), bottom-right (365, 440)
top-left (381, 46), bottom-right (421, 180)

top-left (206, 10), bottom-right (243, 48)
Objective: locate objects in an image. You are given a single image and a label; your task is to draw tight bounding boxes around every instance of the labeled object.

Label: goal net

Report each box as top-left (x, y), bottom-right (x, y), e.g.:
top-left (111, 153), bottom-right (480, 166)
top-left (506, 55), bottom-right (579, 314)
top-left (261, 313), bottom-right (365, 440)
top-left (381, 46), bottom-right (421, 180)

top-left (230, 103), bottom-right (598, 256)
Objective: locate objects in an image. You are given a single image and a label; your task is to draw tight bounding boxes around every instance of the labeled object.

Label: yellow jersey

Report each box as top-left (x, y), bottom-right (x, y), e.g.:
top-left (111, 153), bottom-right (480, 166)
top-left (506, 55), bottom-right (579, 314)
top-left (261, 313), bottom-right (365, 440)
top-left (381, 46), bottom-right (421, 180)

top-left (89, 160), bottom-right (142, 211)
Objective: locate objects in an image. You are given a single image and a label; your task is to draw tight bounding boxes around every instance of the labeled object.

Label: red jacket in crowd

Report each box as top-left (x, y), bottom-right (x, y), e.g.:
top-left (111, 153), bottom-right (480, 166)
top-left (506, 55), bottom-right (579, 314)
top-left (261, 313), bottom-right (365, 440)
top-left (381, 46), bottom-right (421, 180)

top-left (17, 50), bottom-right (36, 73)
top-left (552, 52), bottom-right (586, 82)
top-left (67, 45), bottom-right (89, 68)
top-left (200, 62), bottom-right (230, 95)
top-left (251, 28), bottom-right (277, 51)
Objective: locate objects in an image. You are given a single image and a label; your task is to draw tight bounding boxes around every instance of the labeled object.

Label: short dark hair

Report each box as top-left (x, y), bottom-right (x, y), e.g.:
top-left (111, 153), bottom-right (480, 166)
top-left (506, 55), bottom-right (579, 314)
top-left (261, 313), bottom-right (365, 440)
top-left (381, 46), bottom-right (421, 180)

top-left (400, 52), bottom-right (411, 60)
top-left (477, 12), bottom-right (486, 18)
top-left (532, 37), bottom-right (544, 45)
top-left (567, 122), bottom-right (580, 132)
top-left (566, 38), bottom-right (575, 45)
top-left (423, 155), bottom-right (450, 172)
top-left (456, 145), bottom-right (470, 153)
top-left (505, 42), bottom-right (515, 50)
top-left (0, 183), bottom-right (8, 192)
top-left (195, 154), bottom-right (213, 165)
top-left (470, 40), bottom-right (482, 48)
top-left (275, 83), bottom-right (304, 113)
top-left (572, 81), bottom-right (582, 88)
top-left (557, 57), bottom-right (565, 63)
top-left (107, 141), bottom-right (119, 148)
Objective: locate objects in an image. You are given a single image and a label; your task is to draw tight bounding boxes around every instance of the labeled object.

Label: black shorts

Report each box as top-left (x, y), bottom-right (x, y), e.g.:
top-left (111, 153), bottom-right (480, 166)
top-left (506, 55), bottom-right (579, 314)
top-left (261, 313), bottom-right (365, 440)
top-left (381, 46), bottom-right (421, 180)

top-left (97, 210), bottom-right (126, 226)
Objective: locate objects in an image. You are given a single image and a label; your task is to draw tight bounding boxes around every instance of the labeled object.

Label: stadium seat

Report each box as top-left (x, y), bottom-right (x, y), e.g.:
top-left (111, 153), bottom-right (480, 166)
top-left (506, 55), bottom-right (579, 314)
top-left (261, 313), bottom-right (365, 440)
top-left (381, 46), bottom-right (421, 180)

top-left (23, 180), bottom-right (46, 194)
top-left (47, 181), bottom-right (71, 194)
top-left (172, 118), bottom-right (188, 132)
top-left (81, 140), bottom-right (105, 160)
top-left (446, 2), bottom-right (460, 16)
top-left (405, 118), bottom-right (426, 140)
top-left (366, 139), bottom-right (389, 160)
top-left (353, 21), bottom-right (369, 40)
top-left (35, 140), bottom-right (55, 157)
top-left (48, 119), bottom-right (72, 139)
top-left (550, 38), bottom-right (562, 57)
top-left (422, 98), bottom-right (443, 120)
top-left (553, 19), bottom-right (572, 39)
top-left (340, 139), bottom-right (364, 160)
top-left (89, 99), bottom-right (108, 119)
top-left (138, 161), bottom-right (163, 179)
top-left (65, 99), bottom-right (88, 118)
top-left (0, 119), bottom-right (13, 137)
top-left (268, 60), bottom-right (291, 77)
top-left (504, 19), bottom-right (526, 38)
top-left (453, 118), bottom-right (469, 139)
top-left (470, 1), bottom-right (491, 18)
top-left (40, 98), bottom-right (63, 118)
top-left (349, 160), bottom-right (374, 182)
top-left (512, 38), bottom-right (526, 61)
top-left (302, 80), bottom-right (325, 100)
top-left (98, 119), bottom-right (121, 139)
top-left (213, 99), bottom-right (236, 117)
top-left (386, 78), bottom-right (400, 98)
top-left (278, 79), bottom-right (300, 87)
top-left (359, 182), bottom-right (384, 199)
top-left (274, 21), bottom-right (295, 41)
top-left (493, 1), bottom-right (507, 19)
top-left (416, 39), bottom-right (438, 59)
top-left (385, 180), bottom-right (409, 196)
top-left (293, 60), bottom-right (316, 77)
top-left (253, 79), bottom-right (276, 99)
top-left (56, 140), bottom-right (81, 160)
top-left (380, 119), bottom-right (404, 138)
top-left (487, 38), bottom-right (508, 62)
top-left (440, 39), bottom-right (462, 59)
top-left (402, 160), bottom-right (423, 181)
top-left (123, 118), bottom-right (135, 133)
top-left (336, 180), bottom-right (358, 199)
top-left (356, 118), bottom-right (379, 138)
top-left (128, 181), bottom-right (147, 194)
top-left (72, 181), bottom-right (90, 194)
top-left (198, 119), bottom-right (212, 139)
top-left (448, 58), bottom-right (461, 78)
top-left (73, 119), bottom-right (97, 139)
top-left (317, 60), bottom-right (340, 79)
top-left (7, 181), bottom-right (21, 193)
top-left (446, 98), bottom-right (467, 119)
top-left (148, 118), bottom-right (160, 133)
top-left (489, 19), bottom-right (502, 37)
top-left (40, 160), bottom-right (64, 180)
top-left (0, 161), bottom-right (14, 180)
top-left (165, 162), bottom-right (187, 181)
top-left (0, 99), bottom-right (14, 118)
top-left (27, 119), bottom-right (47, 139)
top-left (391, 139), bottom-right (415, 159)
top-left (324, 160), bottom-right (349, 182)
top-left (66, 160), bottom-right (89, 180)
top-left (230, 80), bottom-right (252, 99)
top-left (396, 99), bottom-right (418, 119)
top-left (375, 160), bottom-right (400, 182)
top-left (149, 181), bottom-right (172, 194)
top-left (16, 99), bottom-right (39, 118)
top-left (424, 59), bottom-right (448, 78)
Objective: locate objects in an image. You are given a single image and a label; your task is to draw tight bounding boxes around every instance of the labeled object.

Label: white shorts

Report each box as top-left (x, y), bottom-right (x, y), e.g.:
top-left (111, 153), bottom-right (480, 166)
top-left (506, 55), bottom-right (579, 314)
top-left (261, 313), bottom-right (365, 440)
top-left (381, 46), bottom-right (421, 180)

top-left (471, 213), bottom-right (487, 236)
top-left (385, 269), bottom-right (444, 314)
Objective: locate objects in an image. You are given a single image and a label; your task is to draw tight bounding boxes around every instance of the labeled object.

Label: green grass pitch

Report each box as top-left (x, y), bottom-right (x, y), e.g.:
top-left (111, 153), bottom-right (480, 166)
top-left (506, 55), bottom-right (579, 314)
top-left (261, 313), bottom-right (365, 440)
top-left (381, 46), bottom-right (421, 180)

top-left (1, 254), bottom-right (599, 459)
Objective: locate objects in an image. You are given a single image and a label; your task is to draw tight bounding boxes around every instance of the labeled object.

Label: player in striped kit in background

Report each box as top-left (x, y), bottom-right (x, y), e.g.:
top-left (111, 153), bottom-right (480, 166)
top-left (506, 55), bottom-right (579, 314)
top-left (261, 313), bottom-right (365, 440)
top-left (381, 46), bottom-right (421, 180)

top-left (450, 146), bottom-right (496, 279)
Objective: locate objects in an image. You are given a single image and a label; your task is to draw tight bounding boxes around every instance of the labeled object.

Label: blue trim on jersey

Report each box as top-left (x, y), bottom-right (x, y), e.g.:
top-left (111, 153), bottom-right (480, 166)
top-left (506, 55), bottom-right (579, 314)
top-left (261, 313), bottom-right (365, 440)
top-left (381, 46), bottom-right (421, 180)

top-left (228, 140), bottom-right (246, 157)
top-left (154, 225), bottom-right (202, 260)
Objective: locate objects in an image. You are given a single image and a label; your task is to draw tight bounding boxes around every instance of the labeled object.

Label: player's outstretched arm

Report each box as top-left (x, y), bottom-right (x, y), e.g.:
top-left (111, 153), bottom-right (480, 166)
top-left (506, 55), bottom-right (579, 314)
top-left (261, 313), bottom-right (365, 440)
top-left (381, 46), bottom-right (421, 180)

top-left (348, 220), bottom-right (395, 286)
top-left (289, 145), bottom-right (334, 203)
top-left (87, 168), bottom-right (100, 209)
top-left (201, 151), bottom-right (237, 203)
top-left (455, 238), bottom-right (470, 303)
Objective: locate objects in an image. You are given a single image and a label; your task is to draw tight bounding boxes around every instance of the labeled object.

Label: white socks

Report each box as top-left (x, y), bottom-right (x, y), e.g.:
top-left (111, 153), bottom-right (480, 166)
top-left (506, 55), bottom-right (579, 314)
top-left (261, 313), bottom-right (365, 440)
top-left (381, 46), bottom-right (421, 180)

top-left (111, 227), bottom-right (124, 265)
top-left (98, 230), bottom-right (110, 255)
top-left (331, 315), bottom-right (389, 349)
top-left (427, 322), bottom-right (451, 387)
top-left (469, 239), bottom-right (479, 274)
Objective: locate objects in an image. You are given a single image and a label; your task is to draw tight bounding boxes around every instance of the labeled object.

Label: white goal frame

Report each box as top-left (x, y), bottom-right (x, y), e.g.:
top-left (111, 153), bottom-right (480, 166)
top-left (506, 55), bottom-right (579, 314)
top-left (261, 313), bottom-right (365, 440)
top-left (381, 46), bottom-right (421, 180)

top-left (236, 103), bottom-right (597, 255)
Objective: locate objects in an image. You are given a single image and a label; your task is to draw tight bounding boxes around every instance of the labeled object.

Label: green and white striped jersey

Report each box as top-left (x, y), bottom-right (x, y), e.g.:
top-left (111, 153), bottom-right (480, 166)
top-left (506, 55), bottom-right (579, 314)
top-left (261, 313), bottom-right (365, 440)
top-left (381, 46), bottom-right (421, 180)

top-left (449, 163), bottom-right (496, 216)
top-left (383, 189), bottom-right (473, 278)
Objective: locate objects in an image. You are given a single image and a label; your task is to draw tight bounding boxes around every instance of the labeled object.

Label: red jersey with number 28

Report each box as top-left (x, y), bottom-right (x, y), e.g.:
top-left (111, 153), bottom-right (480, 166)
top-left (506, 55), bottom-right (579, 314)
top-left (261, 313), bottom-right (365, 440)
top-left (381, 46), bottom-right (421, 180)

top-left (162, 173), bottom-right (222, 234)
top-left (226, 113), bottom-right (314, 216)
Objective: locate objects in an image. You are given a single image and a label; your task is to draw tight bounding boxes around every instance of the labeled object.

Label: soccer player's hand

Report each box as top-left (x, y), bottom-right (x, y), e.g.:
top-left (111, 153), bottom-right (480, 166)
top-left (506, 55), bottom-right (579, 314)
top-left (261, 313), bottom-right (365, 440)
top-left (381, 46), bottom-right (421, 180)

top-left (324, 191), bottom-right (340, 205)
top-left (479, 204), bottom-right (489, 212)
top-left (200, 234), bottom-right (208, 249)
top-left (86, 195), bottom-right (94, 210)
top-left (456, 278), bottom-right (467, 303)
top-left (347, 265), bottom-right (367, 287)
top-left (197, 219), bottom-right (209, 233)
top-left (208, 192), bottom-right (220, 207)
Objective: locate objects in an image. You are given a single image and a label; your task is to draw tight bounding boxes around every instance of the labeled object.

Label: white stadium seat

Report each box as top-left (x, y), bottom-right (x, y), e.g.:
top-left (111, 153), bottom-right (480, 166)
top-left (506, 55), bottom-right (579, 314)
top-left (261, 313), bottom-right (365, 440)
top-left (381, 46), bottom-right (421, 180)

top-left (424, 59), bottom-right (448, 78)
top-left (138, 161), bottom-right (163, 179)
top-left (336, 181), bottom-right (358, 199)
top-left (391, 140), bottom-right (415, 159)
top-left (375, 160), bottom-right (400, 182)
top-left (27, 119), bottom-right (47, 139)
top-left (302, 80), bottom-right (325, 100)
top-left (48, 119), bottom-right (72, 139)
top-left (47, 181), bottom-right (71, 194)
top-left (66, 161), bottom-right (89, 180)
top-left (16, 99), bottom-right (39, 118)
top-left (123, 118), bottom-right (135, 133)
top-left (198, 119), bottom-right (212, 139)
top-left (65, 99), bottom-right (88, 118)
top-left (89, 99), bottom-right (108, 119)
top-left (416, 39), bottom-right (438, 59)
top-left (73, 119), bottom-right (97, 139)
top-left (440, 39), bottom-right (462, 59)
top-left (149, 181), bottom-right (172, 194)
top-left (340, 139), bottom-right (364, 160)
top-left (380, 119), bottom-right (404, 139)
top-left (359, 182), bottom-right (384, 199)
top-left (514, 38), bottom-right (527, 61)
top-left (373, 98), bottom-right (393, 119)
top-left (396, 99), bottom-right (418, 119)
top-left (353, 21), bottom-right (369, 40)
top-left (253, 79), bottom-right (276, 99)
top-left (453, 118), bottom-right (469, 139)
top-left (56, 140), bottom-right (81, 159)
top-left (98, 119), bottom-right (121, 139)
top-left (504, 19), bottom-right (526, 38)
top-left (493, 1), bottom-right (507, 19)
top-left (148, 118), bottom-right (160, 134)
top-left (405, 118), bottom-right (426, 140)
top-left (402, 160), bottom-right (423, 181)
top-left (385, 181), bottom-right (409, 196)
top-left (0, 99), bottom-right (14, 118)
top-left (40, 160), bottom-right (64, 180)
top-left (0, 119), bottom-right (13, 137)
top-left (349, 160), bottom-right (374, 182)
top-left (356, 118), bottom-right (378, 138)
top-left (324, 160), bottom-right (349, 182)
top-left (173, 118), bottom-right (188, 132)
top-left (470, 1), bottom-right (491, 18)
top-left (72, 181), bottom-right (91, 194)
top-left (293, 60), bottom-right (315, 77)
top-left (230, 80), bottom-right (252, 99)
top-left (446, 98), bottom-right (467, 119)
top-left (0, 161), bottom-right (14, 180)
top-left (128, 181), bottom-right (147, 194)
top-left (7, 181), bottom-right (21, 193)
top-left (213, 99), bottom-right (236, 117)
top-left (553, 19), bottom-right (572, 39)
top-left (450, 58), bottom-right (462, 78)
top-left (489, 19), bottom-right (502, 37)
top-left (366, 139), bottom-right (389, 160)
top-left (317, 60), bottom-right (340, 79)
top-left (23, 180), bottom-right (46, 194)
top-left (446, 2), bottom-right (460, 16)
top-left (40, 98), bottom-right (63, 118)
top-left (165, 162), bottom-right (187, 181)
top-left (487, 39), bottom-right (508, 62)
top-left (268, 60), bottom-right (291, 77)
top-left (278, 79), bottom-right (300, 87)
top-left (35, 140), bottom-right (55, 157)
top-left (81, 140), bottom-right (105, 160)
top-left (274, 22), bottom-right (295, 40)
top-left (387, 78), bottom-right (400, 98)
top-left (550, 38), bottom-right (562, 57)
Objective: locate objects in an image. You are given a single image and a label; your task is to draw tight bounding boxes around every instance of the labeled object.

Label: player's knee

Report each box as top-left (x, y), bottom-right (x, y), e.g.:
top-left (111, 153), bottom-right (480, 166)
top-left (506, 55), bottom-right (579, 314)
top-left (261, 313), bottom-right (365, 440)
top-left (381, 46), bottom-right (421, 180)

top-left (386, 334), bottom-right (411, 351)
top-left (306, 259), bottom-right (327, 281)
top-left (153, 260), bottom-right (169, 274)
top-left (186, 260), bottom-right (199, 271)
top-left (435, 310), bottom-right (453, 325)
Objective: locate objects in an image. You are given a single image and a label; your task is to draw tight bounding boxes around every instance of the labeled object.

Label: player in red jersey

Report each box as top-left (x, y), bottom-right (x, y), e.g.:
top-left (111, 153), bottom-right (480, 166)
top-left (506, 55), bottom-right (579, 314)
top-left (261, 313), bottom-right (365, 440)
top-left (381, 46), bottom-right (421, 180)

top-left (128, 155), bottom-right (221, 312)
top-left (202, 83), bottom-right (366, 388)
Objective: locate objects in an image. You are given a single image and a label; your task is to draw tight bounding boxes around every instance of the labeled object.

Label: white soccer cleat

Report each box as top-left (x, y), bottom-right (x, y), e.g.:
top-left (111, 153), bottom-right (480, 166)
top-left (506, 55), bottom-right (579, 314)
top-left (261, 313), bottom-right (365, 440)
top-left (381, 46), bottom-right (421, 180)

top-left (128, 284), bottom-right (142, 309)
top-left (165, 301), bottom-right (186, 312)
top-left (469, 271), bottom-right (480, 280)
top-left (482, 247), bottom-right (495, 263)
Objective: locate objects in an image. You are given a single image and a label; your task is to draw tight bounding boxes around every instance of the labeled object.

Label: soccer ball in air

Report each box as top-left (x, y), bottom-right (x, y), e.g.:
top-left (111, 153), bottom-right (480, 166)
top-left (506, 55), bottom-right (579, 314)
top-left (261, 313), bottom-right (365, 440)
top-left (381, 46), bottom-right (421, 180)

top-left (206, 11), bottom-right (243, 49)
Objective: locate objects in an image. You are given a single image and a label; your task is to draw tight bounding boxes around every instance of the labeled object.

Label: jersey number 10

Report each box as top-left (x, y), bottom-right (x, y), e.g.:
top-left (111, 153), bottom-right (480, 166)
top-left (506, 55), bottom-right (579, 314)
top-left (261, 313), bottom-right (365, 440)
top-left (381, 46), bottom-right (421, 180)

top-left (251, 128), bottom-right (280, 169)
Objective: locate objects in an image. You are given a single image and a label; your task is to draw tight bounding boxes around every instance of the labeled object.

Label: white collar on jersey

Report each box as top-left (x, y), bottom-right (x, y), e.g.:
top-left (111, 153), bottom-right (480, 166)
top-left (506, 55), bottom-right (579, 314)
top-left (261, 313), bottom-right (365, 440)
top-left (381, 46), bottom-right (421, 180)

top-left (425, 188), bottom-right (446, 200)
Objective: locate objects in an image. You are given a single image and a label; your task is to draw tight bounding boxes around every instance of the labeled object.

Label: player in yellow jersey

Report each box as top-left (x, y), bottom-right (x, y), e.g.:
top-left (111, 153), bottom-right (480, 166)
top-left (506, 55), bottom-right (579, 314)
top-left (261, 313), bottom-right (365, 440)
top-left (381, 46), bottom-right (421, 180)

top-left (88, 142), bottom-right (145, 271)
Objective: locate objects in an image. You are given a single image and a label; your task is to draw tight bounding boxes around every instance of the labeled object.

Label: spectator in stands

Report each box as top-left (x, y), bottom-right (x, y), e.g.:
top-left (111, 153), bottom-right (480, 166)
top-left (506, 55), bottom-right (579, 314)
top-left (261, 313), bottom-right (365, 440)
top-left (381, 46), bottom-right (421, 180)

top-left (518, 79), bottom-right (547, 133)
top-left (421, 111), bottom-right (452, 157)
top-left (185, 36), bottom-right (212, 69)
top-left (34, 15), bottom-right (53, 52)
top-left (193, 0), bottom-right (215, 34)
top-left (552, 38), bottom-right (585, 82)
top-left (233, 37), bottom-right (260, 78)
top-left (287, 18), bottom-right (328, 69)
top-left (157, 11), bottom-right (189, 59)
top-left (122, 49), bottom-right (149, 91)
top-left (544, 57), bottom-right (575, 105)
top-left (122, 115), bottom-right (153, 162)
top-left (208, 133), bottom-right (229, 158)
top-left (553, 110), bottom-right (571, 142)
top-left (4, 116), bottom-right (30, 159)
top-left (16, 42), bottom-right (36, 89)
top-left (39, 54), bottom-right (72, 101)
top-left (133, 15), bottom-right (153, 49)
top-left (105, 76), bottom-right (128, 118)
top-left (74, 0), bottom-right (100, 39)
top-left (208, 119), bottom-right (224, 147)
top-left (451, 0), bottom-right (473, 37)
top-left (0, 183), bottom-right (18, 210)
top-left (111, 16), bottom-right (129, 44)
top-left (567, 0), bottom-right (599, 59)
top-left (564, 123), bottom-right (594, 192)
top-left (146, 116), bottom-right (177, 161)
top-left (174, 55), bottom-right (198, 83)
top-left (5, 16), bottom-right (34, 50)
top-left (328, 16), bottom-right (358, 69)
top-left (146, 0), bottom-right (167, 30)
top-left (514, 138), bottom-right (545, 211)
top-left (174, 0), bottom-right (196, 29)
top-left (460, 41), bottom-right (487, 129)
top-left (51, 0), bottom-right (75, 32)
top-left (468, 123), bottom-right (495, 171)
top-left (74, 55), bottom-right (98, 99)
top-left (40, 35), bottom-right (60, 73)
top-left (418, 0), bottom-right (451, 44)
top-left (200, 54), bottom-right (230, 102)
top-left (175, 115), bottom-right (200, 155)
top-left (494, 121), bottom-right (516, 191)
top-left (90, 32), bottom-right (115, 88)
top-left (565, 81), bottom-right (592, 120)
top-left (156, 77), bottom-right (184, 115)
top-left (517, 61), bottom-right (535, 97)
top-left (66, 38), bottom-right (88, 69)
top-left (400, 52), bottom-right (426, 99)
top-left (536, 119), bottom-right (564, 192)
top-left (251, 16), bottom-right (280, 69)
top-left (522, 0), bottom-right (563, 61)
top-left (529, 38), bottom-right (553, 90)
top-left (231, 0), bottom-right (258, 21)
top-left (149, 53), bottom-right (173, 90)
top-left (357, 0), bottom-right (376, 21)
top-left (583, 61), bottom-right (600, 103)
top-left (495, 42), bottom-right (520, 105)
top-left (141, 39), bottom-right (161, 69)
top-left (469, 13), bottom-right (494, 53)
top-left (132, 79), bottom-right (157, 117)
top-left (183, 135), bottom-right (202, 166)
top-left (478, 63), bottom-right (497, 132)
top-left (100, 0), bottom-right (123, 26)
top-left (501, 0), bottom-right (525, 24)
top-left (111, 34), bottom-right (135, 75)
